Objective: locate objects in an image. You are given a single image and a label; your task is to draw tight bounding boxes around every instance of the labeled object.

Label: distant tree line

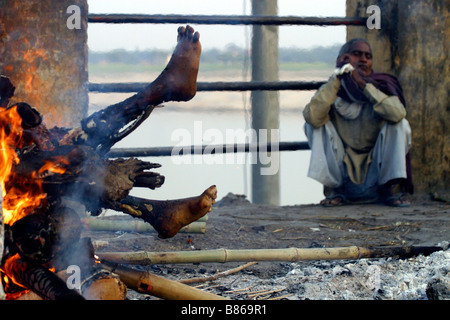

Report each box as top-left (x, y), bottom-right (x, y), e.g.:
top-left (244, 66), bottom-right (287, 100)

top-left (89, 43), bottom-right (342, 65)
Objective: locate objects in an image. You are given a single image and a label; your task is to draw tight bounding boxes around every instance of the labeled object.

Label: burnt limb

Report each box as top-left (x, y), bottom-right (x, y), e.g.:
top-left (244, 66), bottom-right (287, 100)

top-left (2, 255), bottom-right (84, 300)
top-left (115, 195), bottom-right (200, 238)
top-left (103, 158), bottom-right (164, 200)
top-left (115, 185), bottom-right (217, 239)
top-left (133, 171), bottom-right (165, 189)
top-left (95, 106), bottom-right (155, 155)
top-left (9, 214), bottom-right (56, 264)
top-left (13, 144), bottom-right (101, 187)
top-left (13, 145), bottom-right (165, 215)
top-left (9, 102), bottom-right (42, 128)
top-left (80, 92), bottom-right (156, 154)
top-left (0, 75), bottom-right (15, 109)
top-left (13, 103), bottom-right (79, 151)
top-left (18, 149), bottom-right (165, 216)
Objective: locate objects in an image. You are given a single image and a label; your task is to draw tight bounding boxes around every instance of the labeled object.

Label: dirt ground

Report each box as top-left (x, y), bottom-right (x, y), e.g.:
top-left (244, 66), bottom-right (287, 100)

top-left (84, 191), bottom-right (450, 300)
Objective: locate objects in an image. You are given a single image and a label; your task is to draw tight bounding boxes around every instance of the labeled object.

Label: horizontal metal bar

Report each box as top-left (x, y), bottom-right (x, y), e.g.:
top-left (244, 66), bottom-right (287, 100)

top-left (89, 81), bottom-right (326, 93)
top-left (107, 141), bottom-right (310, 158)
top-left (88, 14), bottom-right (367, 26)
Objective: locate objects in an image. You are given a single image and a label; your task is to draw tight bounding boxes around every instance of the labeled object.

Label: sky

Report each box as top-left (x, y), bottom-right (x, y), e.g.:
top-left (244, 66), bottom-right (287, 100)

top-left (87, 0), bottom-right (347, 51)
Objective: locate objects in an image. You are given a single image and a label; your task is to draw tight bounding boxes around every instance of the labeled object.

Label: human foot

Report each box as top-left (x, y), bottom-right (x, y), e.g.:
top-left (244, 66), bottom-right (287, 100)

top-left (379, 181), bottom-right (410, 207)
top-left (151, 25), bottom-right (202, 104)
top-left (382, 194), bottom-right (410, 207)
top-left (320, 194), bottom-right (345, 207)
top-left (122, 185), bottom-right (217, 239)
top-left (150, 185), bottom-right (216, 239)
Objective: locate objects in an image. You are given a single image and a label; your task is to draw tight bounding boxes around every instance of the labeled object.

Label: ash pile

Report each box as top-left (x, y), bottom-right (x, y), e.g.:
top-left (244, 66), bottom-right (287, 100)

top-left (128, 242), bottom-right (449, 300)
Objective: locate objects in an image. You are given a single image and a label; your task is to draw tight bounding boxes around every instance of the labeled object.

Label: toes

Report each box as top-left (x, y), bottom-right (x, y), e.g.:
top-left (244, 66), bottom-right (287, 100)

top-left (186, 25), bottom-right (194, 35)
top-left (193, 31), bottom-right (200, 42)
top-left (177, 25), bottom-right (199, 42)
top-left (206, 185), bottom-right (217, 201)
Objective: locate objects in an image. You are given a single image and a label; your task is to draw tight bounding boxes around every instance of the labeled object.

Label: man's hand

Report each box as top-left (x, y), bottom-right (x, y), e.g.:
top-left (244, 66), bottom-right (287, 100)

top-left (336, 54), bottom-right (367, 90)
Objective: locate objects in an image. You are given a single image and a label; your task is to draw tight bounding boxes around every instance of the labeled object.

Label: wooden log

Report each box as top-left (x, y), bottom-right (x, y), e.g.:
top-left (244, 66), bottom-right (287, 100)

top-left (2, 254), bottom-right (84, 300)
top-left (81, 217), bottom-right (206, 234)
top-left (80, 271), bottom-right (127, 300)
top-left (101, 261), bottom-right (229, 300)
top-left (97, 245), bottom-right (443, 265)
top-left (13, 269), bottom-right (127, 300)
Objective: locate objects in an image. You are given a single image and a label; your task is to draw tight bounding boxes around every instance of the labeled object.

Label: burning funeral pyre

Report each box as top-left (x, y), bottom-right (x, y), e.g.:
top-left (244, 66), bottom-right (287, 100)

top-left (0, 26), bottom-right (218, 300)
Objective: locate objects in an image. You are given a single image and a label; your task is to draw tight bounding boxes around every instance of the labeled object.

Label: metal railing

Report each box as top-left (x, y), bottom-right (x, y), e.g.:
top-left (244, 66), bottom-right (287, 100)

top-left (88, 14), bottom-right (366, 26)
top-left (89, 13), bottom-right (366, 157)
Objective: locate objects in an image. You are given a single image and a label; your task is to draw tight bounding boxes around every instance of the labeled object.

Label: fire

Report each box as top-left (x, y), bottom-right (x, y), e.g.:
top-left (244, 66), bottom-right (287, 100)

top-left (0, 105), bottom-right (70, 299)
top-left (38, 156), bottom-right (70, 176)
top-left (0, 105), bottom-right (27, 225)
top-left (0, 105), bottom-right (67, 225)
top-left (1, 254), bottom-right (32, 300)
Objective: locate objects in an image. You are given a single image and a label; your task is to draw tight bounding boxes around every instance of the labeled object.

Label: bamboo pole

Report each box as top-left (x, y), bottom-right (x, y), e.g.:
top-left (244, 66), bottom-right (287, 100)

top-left (97, 245), bottom-right (442, 265)
top-left (81, 217), bottom-right (206, 234)
top-left (101, 262), bottom-right (229, 300)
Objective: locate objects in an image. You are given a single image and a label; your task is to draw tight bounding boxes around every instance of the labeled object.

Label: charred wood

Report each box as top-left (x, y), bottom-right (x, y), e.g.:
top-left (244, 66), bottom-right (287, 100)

top-left (2, 254), bottom-right (84, 300)
top-left (0, 75), bottom-right (15, 109)
top-left (6, 214), bottom-right (56, 265)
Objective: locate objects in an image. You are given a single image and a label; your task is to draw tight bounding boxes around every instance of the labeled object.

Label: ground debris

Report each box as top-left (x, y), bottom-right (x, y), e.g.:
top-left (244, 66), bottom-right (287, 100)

top-left (88, 192), bottom-right (450, 300)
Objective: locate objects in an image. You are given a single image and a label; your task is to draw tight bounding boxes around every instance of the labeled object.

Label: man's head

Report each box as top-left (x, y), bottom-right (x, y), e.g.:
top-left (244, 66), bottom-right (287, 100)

top-left (337, 39), bottom-right (373, 77)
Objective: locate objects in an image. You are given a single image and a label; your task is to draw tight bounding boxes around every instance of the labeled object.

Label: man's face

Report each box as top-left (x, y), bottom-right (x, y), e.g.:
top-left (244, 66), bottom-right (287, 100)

top-left (345, 42), bottom-right (373, 77)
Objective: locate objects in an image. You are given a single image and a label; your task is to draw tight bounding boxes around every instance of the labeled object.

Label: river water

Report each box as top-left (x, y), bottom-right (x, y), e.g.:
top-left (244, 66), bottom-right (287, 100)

top-left (96, 104), bottom-right (323, 206)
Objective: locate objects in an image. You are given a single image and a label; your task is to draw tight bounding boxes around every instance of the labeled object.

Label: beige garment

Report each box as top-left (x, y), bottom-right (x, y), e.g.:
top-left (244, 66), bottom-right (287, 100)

top-left (303, 75), bottom-right (406, 184)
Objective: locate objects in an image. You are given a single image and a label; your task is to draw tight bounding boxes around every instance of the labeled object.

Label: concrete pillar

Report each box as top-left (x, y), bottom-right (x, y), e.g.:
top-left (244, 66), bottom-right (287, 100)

top-left (0, 0), bottom-right (88, 128)
top-left (251, 0), bottom-right (280, 205)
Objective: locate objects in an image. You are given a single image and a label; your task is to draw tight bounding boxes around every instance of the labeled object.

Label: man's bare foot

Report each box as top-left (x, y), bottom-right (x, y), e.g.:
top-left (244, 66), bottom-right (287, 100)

top-left (134, 185), bottom-right (217, 239)
top-left (151, 25), bottom-right (202, 104)
top-left (320, 196), bottom-right (345, 207)
top-left (320, 189), bottom-right (346, 207)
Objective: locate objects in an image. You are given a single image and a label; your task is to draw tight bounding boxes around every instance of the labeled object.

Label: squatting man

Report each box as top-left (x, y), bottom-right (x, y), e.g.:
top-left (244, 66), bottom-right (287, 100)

top-left (303, 38), bottom-right (413, 207)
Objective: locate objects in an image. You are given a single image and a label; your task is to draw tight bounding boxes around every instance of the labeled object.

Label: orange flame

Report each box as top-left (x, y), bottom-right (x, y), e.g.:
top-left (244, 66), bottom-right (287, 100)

top-left (37, 156), bottom-right (70, 176)
top-left (0, 106), bottom-right (68, 225)
top-left (0, 105), bottom-right (70, 299)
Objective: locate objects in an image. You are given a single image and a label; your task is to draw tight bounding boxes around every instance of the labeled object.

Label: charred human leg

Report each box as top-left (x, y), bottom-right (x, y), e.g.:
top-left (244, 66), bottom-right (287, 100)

top-left (117, 185), bottom-right (217, 239)
top-left (80, 25), bottom-right (201, 153)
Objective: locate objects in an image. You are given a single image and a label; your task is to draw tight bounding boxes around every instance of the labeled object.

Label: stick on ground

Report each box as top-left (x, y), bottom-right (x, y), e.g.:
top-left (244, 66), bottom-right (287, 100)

top-left (179, 261), bottom-right (258, 284)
